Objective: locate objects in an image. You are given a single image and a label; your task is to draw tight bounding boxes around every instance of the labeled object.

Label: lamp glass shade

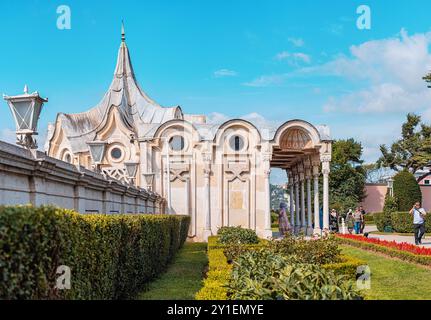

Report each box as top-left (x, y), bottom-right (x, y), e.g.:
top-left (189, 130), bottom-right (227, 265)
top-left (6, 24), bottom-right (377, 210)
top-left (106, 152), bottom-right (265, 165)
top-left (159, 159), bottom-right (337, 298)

top-left (87, 141), bottom-right (106, 164)
top-left (143, 173), bottom-right (155, 185)
top-left (8, 99), bottom-right (43, 133)
top-left (125, 161), bottom-right (139, 178)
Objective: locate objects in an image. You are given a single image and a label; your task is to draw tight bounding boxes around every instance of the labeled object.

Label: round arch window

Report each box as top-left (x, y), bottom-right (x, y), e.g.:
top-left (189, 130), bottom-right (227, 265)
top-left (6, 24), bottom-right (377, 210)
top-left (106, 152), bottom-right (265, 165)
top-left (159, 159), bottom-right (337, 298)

top-left (169, 136), bottom-right (185, 151)
top-left (229, 135), bottom-right (245, 152)
top-left (63, 152), bottom-right (72, 164)
top-left (111, 147), bottom-right (123, 160)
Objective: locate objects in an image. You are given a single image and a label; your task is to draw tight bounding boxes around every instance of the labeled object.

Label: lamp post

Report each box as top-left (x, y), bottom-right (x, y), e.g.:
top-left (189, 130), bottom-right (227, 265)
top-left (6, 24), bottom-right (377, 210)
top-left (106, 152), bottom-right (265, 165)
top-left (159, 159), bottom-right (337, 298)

top-left (387, 177), bottom-right (394, 197)
top-left (124, 161), bottom-right (139, 186)
top-left (86, 140), bottom-right (106, 172)
top-left (3, 85), bottom-right (48, 156)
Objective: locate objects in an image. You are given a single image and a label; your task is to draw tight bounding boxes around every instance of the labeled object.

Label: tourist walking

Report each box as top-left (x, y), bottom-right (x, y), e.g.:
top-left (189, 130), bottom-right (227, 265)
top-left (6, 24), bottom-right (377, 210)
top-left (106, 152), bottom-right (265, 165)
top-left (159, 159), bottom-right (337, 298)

top-left (409, 202), bottom-right (427, 245)
top-left (346, 209), bottom-right (354, 234)
top-left (359, 206), bottom-right (366, 233)
top-left (353, 207), bottom-right (363, 234)
top-left (329, 209), bottom-right (339, 233)
top-left (278, 202), bottom-right (291, 237)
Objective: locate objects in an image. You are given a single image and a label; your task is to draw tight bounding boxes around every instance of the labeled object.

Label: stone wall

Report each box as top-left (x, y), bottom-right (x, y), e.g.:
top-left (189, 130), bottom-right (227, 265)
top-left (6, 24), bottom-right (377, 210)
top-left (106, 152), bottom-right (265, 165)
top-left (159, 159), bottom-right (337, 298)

top-left (0, 141), bottom-right (165, 214)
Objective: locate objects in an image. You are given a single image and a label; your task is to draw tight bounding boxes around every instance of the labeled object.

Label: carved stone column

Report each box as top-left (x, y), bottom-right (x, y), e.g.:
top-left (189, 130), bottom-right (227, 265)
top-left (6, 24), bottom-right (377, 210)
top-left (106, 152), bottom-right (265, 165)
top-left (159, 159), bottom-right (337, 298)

top-left (294, 171), bottom-right (300, 234)
top-left (321, 152), bottom-right (332, 233)
top-left (263, 154), bottom-right (273, 239)
top-left (312, 160), bottom-right (321, 235)
top-left (288, 171), bottom-right (295, 231)
top-left (203, 153), bottom-right (212, 241)
top-left (305, 164), bottom-right (313, 236)
top-left (298, 164), bottom-right (306, 233)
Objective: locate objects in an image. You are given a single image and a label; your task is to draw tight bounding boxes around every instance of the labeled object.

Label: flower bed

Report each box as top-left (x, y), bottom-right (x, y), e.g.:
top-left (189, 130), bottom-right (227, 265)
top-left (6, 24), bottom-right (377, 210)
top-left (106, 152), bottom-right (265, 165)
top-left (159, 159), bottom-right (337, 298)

top-left (336, 234), bottom-right (431, 267)
top-left (196, 235), bottom-right (364, 300)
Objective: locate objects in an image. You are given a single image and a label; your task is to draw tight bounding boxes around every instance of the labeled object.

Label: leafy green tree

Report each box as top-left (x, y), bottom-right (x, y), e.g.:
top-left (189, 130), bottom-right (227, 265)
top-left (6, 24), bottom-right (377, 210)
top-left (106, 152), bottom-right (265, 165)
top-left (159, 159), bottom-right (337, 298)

top-left (393, 170), bottom-right (422, 211)
top-left (378, 113), bottom-right (431, 173)
top-left (329, 139), bottom-right (366, 213)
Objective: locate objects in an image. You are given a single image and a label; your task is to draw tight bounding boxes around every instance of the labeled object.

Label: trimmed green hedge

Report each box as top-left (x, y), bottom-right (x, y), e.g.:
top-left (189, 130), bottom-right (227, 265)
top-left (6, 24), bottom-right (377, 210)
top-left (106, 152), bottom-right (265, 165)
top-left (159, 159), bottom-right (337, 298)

top-left (195, 248), bottom-right (231, 300)
top-left (322, 254), bottom-right (365, 280)
top-left (375, 211), bottom-right (430, 233)
top-left (0, 205), bottom-right (190, 300)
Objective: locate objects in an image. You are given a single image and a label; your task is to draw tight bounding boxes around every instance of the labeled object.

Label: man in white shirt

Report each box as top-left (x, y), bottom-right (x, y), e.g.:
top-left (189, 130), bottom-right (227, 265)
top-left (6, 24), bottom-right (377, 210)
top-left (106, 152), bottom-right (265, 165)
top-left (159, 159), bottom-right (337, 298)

top-left (409, 202), bottom-right (427, 245)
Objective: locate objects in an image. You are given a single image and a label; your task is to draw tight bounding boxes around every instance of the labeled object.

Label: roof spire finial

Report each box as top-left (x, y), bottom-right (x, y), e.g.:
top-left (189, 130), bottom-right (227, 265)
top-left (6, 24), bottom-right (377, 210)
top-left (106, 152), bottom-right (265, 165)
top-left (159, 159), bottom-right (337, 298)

top-left (121, 20), bottom-right (125, 42)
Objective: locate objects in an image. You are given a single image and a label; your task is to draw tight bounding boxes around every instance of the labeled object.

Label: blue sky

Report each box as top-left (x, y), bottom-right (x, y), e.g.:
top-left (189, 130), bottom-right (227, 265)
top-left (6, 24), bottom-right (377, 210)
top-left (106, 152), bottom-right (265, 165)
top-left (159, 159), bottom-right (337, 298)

top-left (2, 0), bottom-right (431, 179)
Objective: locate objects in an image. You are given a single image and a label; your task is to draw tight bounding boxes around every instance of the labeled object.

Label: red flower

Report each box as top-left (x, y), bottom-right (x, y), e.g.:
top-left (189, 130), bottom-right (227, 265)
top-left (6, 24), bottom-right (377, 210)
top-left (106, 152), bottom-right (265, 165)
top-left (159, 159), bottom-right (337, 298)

top-left (336, 234), bottom-right (431, 256)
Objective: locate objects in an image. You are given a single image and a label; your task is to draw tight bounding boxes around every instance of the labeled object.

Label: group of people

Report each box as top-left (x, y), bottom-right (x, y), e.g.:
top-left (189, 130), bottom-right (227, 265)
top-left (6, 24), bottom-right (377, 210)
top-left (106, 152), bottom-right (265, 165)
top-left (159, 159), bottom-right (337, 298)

top-left (276, 202), bottom-right (368, 236)
top-left (278, 199), bottom-right (428, 247)
top-left (330, 206), bottom-right (367, 235)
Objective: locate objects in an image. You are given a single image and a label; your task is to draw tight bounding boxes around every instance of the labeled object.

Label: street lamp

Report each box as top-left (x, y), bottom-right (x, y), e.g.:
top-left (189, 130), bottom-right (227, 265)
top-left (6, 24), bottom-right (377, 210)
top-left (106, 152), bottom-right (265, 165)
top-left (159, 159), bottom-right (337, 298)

top-left (387, 177), bottom-right (394, 197)
top-left (143, 173), bottom-right (155, 191)
top-left (124, 161), bottom-right (139, 186)
top-left (3, 85), bottom-right (48, 153)
top-left (86, 140), bottom-right (106, 172)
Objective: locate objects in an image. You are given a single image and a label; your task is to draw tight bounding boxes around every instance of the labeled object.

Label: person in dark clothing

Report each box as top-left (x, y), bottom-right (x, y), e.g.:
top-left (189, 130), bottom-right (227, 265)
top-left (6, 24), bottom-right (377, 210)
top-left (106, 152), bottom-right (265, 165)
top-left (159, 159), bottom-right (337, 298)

top-left (359, 206), bottom-right (366, 233)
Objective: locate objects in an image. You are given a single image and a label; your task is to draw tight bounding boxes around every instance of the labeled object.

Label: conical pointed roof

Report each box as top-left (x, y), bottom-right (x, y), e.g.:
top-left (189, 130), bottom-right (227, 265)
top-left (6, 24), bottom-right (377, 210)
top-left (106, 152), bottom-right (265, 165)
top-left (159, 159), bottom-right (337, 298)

top-left (55, 26), bottom-right (183, 152)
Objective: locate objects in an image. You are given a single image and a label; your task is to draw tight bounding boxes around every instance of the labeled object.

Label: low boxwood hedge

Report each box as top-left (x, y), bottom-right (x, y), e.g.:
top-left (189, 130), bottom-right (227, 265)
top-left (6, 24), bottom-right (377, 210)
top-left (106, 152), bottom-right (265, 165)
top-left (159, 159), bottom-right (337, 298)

top-left (0, 205), bottom-right (190, 300)
top-left (195, 248), bottom-right (231, 300)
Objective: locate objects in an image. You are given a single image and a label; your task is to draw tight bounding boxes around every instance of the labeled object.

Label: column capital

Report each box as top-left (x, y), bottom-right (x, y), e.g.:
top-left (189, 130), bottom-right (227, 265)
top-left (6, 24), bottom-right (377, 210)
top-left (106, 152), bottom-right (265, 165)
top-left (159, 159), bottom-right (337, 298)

top-left (322, 160), bottom-right (330, 175)
top-left (320, 154), bottom-right (332, 163)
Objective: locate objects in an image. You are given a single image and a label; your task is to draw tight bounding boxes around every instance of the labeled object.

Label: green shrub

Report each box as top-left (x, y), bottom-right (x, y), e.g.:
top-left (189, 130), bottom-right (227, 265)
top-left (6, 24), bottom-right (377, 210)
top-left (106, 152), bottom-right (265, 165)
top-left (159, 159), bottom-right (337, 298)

top-left (195, 248), bottom-right (231, 300)
top-left (269, 234), bottom-right (341, 265)
top-left (0, 205), bottom-right (190, 300)
top-left (363, 214), bottom-right (375, 223)
top-left (322, 254), bottom-right (365, 280)
top-left (393, 171), bottom-right (422, 211)
top-left (390, 212), bottom-right (431, 233)
top-left (373, 212), bottom-right (385, 232)
top-left (227, 250), bottom-right (362, 300)
top-left (217, 227), bottom-right (259, 245)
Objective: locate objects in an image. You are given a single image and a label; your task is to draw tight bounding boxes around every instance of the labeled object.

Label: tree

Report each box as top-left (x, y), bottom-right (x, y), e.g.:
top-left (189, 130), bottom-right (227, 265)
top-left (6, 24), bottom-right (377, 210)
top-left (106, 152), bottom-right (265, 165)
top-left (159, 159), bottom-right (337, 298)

top-left (329, 139), bottom-right (366, 213)
top-left (393, 170), bottom-right (422, 211)
top-left (377, 113), bottom-right (431, 173)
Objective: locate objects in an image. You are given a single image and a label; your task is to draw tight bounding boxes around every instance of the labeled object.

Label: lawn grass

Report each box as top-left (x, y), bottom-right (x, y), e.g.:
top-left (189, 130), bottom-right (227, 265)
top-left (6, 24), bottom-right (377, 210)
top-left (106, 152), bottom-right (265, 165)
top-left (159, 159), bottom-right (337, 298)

top-left (138, 242), bottom-right (208, 300)
top-left (341, 245), bottom-right (431, 300)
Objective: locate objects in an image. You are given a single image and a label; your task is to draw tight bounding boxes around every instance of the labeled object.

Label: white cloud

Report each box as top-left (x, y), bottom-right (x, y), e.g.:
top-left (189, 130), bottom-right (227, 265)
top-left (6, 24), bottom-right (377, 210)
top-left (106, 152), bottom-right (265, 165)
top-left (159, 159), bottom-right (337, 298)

top-left (275, 51), bottom-right (311, 64)
top-left (321, 29), bottom-right (431, 113)
top-left (206, 112), bottom-right (230, 124)
top-left (243, 74), bottom-right (290, 87)
top-left (288, 37), bottom-right (305, 47)
top-left (213, 69), bottom-right (238, 78)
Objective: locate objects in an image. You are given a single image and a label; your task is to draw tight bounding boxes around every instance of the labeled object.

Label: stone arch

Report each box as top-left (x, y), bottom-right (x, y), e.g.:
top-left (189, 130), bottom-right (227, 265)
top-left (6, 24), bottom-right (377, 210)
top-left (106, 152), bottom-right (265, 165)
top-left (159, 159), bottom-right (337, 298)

top-left (272, 119), bottom-right (322, 148)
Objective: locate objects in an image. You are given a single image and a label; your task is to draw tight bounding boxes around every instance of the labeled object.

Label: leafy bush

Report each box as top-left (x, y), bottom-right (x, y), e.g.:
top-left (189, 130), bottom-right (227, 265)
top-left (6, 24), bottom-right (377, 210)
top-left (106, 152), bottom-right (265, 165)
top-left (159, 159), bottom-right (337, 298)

top-left (269, 234), bottom-right (341, 265)
top-left (217, 227), bottom-right (259, 245)
top-left (0, 205), bottom-right (190, 300)
top-left (322, 255), bottom-right (365, 280)
top-left (393, 171), bottom-right (422, 211)
top-left (391, 212), bottom-right (431, 233)
top-left (373, 212), bottom-right (385, 232)
top-left (227, 250), bottom-right (362, 300)
top-left (195, 248), bottom-right (231, 300)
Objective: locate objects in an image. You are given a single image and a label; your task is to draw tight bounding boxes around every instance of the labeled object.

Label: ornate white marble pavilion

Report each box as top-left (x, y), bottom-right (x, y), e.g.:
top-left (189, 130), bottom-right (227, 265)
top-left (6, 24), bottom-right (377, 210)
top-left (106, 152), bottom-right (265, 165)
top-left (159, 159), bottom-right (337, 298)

top-left (45, 26), bottom-right (332, 241)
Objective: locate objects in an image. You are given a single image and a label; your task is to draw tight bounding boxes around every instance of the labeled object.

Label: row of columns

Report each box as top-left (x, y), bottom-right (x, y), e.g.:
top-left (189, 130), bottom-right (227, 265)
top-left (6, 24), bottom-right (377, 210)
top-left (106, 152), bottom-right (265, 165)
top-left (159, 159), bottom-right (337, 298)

top-left (286, 155), bottom-right (331, 236)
